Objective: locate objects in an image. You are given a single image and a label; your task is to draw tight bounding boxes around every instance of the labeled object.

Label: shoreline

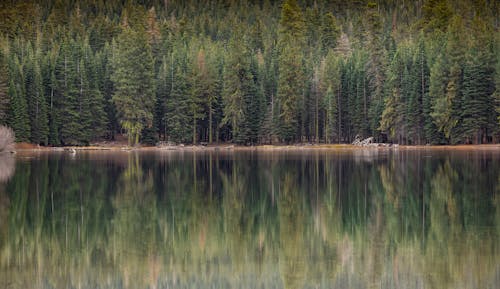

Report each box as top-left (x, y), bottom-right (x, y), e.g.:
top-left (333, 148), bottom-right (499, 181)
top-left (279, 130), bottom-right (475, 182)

top-left (12, 143), bottom-right (500, 153)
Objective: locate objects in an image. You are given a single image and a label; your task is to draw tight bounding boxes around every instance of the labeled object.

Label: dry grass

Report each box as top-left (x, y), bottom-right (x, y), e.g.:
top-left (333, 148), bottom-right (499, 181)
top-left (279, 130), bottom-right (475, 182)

top-left (0, 126), bottom-right (14, 153)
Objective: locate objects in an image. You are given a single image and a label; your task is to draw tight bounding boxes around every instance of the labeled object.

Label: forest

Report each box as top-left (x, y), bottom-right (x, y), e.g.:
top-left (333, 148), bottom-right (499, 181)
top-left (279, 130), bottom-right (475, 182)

top-left (0, 0), bottom-right (499, 146)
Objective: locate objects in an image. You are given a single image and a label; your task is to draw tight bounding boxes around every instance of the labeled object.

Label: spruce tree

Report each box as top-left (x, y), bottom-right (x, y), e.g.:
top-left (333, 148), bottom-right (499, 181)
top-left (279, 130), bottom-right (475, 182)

top-left (54, 39), bottom-right (83, 145)
top-left (24, 44), bottom-right (49, 145)
top-left (460, 18), bottom-right (495, 143)
top-left (0, 50), bottom-right (8, 124)
top-left (221, 32), bottom-right (251, 143)
top-left (111, 24), bottom-right (155, 146)
top-left (7, 80), bottom-right (30, 142)
top-left (322, 51), bottom-right (341, 143)
top-left (364, 2), bottom-right (386, 139)
top-left (277, 0), bottom-right (305, 142)
top-left (165, 48), bottom-right (191, 143)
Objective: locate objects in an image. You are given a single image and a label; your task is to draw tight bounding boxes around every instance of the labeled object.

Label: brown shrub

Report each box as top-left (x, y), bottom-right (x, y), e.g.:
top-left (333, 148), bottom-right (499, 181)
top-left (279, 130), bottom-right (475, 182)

top-left (0, 125), bottom-right (15, 153)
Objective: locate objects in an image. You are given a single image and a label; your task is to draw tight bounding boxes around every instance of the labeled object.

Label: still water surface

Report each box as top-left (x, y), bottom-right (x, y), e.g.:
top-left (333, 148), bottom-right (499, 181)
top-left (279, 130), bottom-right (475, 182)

top-left (0, 149), bottom-right (499, 289)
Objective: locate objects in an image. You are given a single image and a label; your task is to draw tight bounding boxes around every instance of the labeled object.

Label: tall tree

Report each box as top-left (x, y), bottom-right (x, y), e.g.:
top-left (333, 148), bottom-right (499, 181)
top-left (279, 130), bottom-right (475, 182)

top-left (460, 18), bottom-right (496, 143)
top-left (431, 16), bottom-right (466, 143)
top-left (0, 50), bottom-right (8, 125)
top-left (164, 45), bottom-right (191, 143)
top-left (111, 25), bottom-right (155, 146)
top-left (7, 80), bottom-right (30, 142)
top-left (221, 31), bottom-right (251, 143)
top-left (364, 2), bottom-right (387, 139)
top-left (321, 51), bottom-right (342, 143)
top-left (24, 44), bottom-right (48, 145)
top-left (277, 0), bottom-right (305, 142)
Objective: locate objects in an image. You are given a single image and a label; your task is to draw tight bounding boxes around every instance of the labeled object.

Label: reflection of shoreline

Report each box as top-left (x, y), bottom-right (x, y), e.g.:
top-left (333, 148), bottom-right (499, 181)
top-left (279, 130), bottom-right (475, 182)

top-left (0, 155), bottom-right (15, 183)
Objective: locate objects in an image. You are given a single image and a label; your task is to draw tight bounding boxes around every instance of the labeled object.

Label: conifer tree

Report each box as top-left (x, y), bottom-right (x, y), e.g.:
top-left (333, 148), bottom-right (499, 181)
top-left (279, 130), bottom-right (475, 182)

top-left (165, 48), bottom-right (191, 143)
top-left (460, 18), bottom-right (495, 143)
top-left (111, 24), bottom-right (155, 146)
top-left (431, 16), bottom-right (466, 143)
top-left (322, 51), bottom-right (341, 143)
top-left (277, 0), bottom-right (305, 142)
top-left (24, 44), bottom-right (49, 145)
top-left (0, 50), bottom-right (8, 124)
top-left (7, 80), bottom-right (30, 142)
top-left (58, 40), bottom-right (83, 145)
top-left (364, 2), bottom-right (386, 139)
top-left (414, 33), bottom-right (440, 144)
top-left (221, 31), bottom-right (257, 143)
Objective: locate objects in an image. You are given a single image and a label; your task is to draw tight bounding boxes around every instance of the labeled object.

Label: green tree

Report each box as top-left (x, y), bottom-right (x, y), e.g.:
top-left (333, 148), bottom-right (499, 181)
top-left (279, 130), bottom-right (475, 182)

top-left (364, 2), bottom-right (387, 138)
top-left (7, 80), bottom-right (30, 142)
top-left (221, 32), bottom-right (251, 143)
top-left (322, 51), bottom-right (342, 143)
top-left (379, 45), bottom-right (410, 143)
top-left (277, 0), bottom-right (305, 142)
top-left (421, 0), bottom-right (453, 32)
top-left (431, 16), bottom-right (466, 143)
top-left (495, 34), bottom-right (500, 128)
top-left (165, 46), bottom-right (191, 143)
top-left (0, 50), bottom-right (8, 124)
top-left (189, 47), bottom-right (214, 144)
top-left (111, 25), bottom-right (155, 146)
top-left (24, 44), bottom-right (48, 145)
top-left (460, 18), bottom-right (496, 143)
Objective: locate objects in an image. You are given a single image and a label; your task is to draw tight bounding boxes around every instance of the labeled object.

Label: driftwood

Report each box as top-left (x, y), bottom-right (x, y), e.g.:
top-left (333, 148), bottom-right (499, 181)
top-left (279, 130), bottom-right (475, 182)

top-left (352, 135), bottom-right (396, 147)
top-left (352, 135), bottom-right (374, 146)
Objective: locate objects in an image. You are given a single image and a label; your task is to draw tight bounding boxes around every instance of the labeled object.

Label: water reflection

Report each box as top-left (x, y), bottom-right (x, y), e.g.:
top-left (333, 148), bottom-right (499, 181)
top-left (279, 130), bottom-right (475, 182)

top-left (0, 150), bottom-right (499, 289)
top-left (0, 154), bottom-right (15, 183)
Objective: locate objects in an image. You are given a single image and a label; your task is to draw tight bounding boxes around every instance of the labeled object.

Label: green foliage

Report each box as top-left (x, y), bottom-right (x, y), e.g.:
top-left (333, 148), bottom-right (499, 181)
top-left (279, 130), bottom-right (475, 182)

top-left (0, 50), bottom-right (8, 125)
top-left (7, 80), bottom-right (30, 142)
top-left (164, 47), bottom-right (191, 143)
top-left (422, 0), bottom-right (453, 32)
top-left (460, 18), bottom-right (496, 143)
top-left (277, 0), bottom-right (305, 143)
top-left (24, 44), bottom-right (49, 145)
top-left (111, 25), bottom-right (155, 146)
top-left (0, 0), bottom-right (498, 145)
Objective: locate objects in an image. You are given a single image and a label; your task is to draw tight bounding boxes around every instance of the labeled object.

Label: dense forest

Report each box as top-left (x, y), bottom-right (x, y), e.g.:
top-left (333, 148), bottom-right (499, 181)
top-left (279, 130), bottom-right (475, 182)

top-left (0, 0), bottom-right (499, 145)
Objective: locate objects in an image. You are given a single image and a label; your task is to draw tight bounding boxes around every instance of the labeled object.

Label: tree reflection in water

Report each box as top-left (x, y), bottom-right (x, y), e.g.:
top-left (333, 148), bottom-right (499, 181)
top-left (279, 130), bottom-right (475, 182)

top-left (0, 150), bottom-right (498, 289)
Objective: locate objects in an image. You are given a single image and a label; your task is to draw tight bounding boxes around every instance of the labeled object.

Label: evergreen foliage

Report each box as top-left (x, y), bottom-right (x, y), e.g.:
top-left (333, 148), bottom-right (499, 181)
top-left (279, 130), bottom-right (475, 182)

top-left (0, 0), bottom-right (498, 145)
top-left (111, 24), bottom-right (155, 146)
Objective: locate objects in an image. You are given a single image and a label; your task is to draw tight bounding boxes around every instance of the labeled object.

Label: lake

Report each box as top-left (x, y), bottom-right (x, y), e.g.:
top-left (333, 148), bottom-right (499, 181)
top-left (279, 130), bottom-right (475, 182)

top-left (0, 149), bottom-right (499, 289)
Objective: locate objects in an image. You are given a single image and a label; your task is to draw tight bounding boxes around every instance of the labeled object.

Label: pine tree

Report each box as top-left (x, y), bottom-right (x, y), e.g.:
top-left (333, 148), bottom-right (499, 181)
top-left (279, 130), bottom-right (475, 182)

top-left (364, 2), bottom-right (387, 139)
top-left (98, 43), bottom-right (118, 140)
top-left (0, 50), bottom-right (8, 124)
top-left (165, 48), bottom-right (191, 143)
top-left (54, 39), bottom-right (83, 145)
top-left (277, 0), bottom-right (305, 142)
top-left (494, 35), bottom-right (500, 129)
top-left (460, 18), bottom-right (495, 144)
top-left (431, 16), bottom-right (466, 143)
top-left (221, 32), bottom-right (250, 143)
top-left (379, 46), bottom-right (405, 143)
top-left (243, 52), bottom-right (264, 144)
top-left (414, 33), bottom-right (440, 144)
top-left (111, 25), bottom-right (155, 146)
top-left (320, 12), bottom-right (340, 55)
top-left (189, 47), bottom-right (214, 144)
top-left (322, 51), bottom-right (341, 143)
top-left (82, 42), bottom-right (107, 142)
top-left (7, 80), bottom-right (30, 142)
top-left (24, 44), bottom-right (48, 145)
